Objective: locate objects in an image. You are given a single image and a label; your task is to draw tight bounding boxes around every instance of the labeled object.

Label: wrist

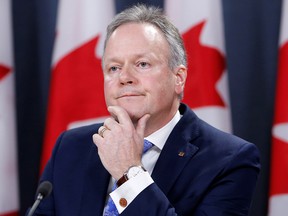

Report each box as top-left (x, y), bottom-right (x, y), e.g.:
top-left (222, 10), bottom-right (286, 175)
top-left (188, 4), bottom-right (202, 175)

top-left (116, 165), bottom-right (146, 187)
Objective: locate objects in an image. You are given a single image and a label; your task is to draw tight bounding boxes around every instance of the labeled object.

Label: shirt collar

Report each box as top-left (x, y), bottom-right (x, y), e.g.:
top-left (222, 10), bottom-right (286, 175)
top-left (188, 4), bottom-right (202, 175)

top-left (145, 110), bottom-right (181, 150)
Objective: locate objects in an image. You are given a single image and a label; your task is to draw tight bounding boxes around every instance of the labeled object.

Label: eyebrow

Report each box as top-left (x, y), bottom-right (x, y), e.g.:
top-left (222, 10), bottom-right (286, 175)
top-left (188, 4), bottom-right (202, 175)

top-left (104, 52), bottom-right (154, 65)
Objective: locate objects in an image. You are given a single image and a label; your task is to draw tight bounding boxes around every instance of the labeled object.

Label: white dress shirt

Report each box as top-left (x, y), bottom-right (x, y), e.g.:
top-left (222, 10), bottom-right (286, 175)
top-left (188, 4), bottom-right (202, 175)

top-left (108, 110), bottom-right (181, 214)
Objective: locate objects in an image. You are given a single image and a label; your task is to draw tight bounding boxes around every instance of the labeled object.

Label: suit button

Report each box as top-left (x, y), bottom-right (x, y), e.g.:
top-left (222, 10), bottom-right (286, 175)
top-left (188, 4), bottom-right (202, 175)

top-left (119, 198), bottom-right (127, 207)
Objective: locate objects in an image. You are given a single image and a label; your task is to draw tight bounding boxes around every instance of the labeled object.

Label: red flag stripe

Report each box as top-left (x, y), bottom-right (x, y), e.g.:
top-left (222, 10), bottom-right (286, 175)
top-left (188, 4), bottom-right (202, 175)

top-left (40, 36), bottom-right (108, 172)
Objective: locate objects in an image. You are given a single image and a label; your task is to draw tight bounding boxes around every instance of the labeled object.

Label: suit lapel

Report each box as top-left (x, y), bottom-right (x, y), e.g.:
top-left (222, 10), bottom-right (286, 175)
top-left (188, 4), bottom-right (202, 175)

top-left (151, 104), bottom-right (200, 195)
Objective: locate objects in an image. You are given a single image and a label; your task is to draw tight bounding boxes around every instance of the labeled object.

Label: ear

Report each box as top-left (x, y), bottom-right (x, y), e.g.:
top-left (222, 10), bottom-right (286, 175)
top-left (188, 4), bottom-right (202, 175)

top-left (174, 65), bottom-right (187, 94)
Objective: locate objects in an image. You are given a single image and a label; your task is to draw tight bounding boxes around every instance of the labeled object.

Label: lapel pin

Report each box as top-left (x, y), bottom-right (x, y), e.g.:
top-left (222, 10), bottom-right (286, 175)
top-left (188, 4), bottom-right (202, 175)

top-left (178, 151), bottom-right (185, 157)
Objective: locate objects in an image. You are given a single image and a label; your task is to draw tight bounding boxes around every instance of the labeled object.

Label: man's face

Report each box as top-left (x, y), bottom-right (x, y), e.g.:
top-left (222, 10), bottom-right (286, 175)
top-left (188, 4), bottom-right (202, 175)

top-left (102, 23), bottom-right (185, 128)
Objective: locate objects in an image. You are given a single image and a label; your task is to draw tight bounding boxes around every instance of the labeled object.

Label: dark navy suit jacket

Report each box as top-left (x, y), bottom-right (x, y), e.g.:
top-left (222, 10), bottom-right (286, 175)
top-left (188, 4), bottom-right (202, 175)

top-left (34, 103), bottom-right (260, 215)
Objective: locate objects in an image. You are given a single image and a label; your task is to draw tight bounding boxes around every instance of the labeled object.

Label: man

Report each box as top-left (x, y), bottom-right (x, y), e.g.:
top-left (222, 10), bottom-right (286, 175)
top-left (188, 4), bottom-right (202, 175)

top-left (34, 4), bottom-right (260, 216)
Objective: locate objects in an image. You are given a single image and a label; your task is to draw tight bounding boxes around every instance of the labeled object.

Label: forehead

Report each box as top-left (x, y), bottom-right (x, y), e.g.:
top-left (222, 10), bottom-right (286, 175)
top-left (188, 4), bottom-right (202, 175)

top-left (104, 23), bottom-right (169, 59)
top-left (112, 22), bottom-right (164, 39)
top-left (109, 23), bottom-right (169, 48)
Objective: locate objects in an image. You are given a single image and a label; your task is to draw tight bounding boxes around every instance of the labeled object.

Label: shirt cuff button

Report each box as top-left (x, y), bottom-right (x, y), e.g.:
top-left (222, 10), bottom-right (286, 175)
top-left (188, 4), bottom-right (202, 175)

top-left (119, 198), bottom-right (128, 207)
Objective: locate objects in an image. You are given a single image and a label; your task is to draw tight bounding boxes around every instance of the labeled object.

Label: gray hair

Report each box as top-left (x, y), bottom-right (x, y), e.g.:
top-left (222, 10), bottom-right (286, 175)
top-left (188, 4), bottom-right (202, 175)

top-left (103, 4), bottom-right (187, 70)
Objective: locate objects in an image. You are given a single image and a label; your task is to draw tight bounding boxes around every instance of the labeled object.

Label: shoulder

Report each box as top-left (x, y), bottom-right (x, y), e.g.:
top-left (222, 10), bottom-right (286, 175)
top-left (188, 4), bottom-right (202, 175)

top-left (179, 103), bottom-right (260, 168)
top-left (61, 123), bottom-right (102, 140)
top-left (53, 123), bottom-right (102, 155)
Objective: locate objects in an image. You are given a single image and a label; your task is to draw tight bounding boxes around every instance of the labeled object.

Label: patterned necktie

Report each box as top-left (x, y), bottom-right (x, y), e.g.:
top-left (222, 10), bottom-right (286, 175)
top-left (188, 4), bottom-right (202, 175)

top-left (103, 139), bottom-right (153, 216)
top-left (143, 139), bottom-right (153, 154)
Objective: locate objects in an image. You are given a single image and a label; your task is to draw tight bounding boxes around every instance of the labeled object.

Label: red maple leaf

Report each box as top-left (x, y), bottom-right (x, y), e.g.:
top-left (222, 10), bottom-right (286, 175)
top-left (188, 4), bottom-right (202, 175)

top-left (182, 21), bottom-right (226, 108)
top-left (0, 64), bottom-right (11, 81)
top-left (41, 36), bottom-right (108, 171)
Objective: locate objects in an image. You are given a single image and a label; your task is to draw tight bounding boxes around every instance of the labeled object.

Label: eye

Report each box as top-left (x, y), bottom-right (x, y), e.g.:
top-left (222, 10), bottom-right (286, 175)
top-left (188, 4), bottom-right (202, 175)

top-left (138, 62), bottom-right (150, 68)
top-left (109, 66), bottom-right (119, 72)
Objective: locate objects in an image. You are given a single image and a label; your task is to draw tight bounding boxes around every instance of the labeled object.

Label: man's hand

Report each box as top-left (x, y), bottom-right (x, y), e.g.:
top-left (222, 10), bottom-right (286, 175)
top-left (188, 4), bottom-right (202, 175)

top-left (92, 106), bottom-right (150, 180)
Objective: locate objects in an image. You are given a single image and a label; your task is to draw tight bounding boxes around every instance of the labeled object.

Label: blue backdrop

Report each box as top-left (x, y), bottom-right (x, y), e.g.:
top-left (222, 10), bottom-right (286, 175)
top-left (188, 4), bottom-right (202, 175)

top-left (12, 0), bottom-right (282, 215)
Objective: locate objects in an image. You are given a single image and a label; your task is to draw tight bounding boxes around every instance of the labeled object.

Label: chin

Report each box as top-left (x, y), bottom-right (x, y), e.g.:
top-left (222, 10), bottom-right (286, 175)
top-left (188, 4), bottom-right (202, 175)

top-left (126, 109), bottom-right (143, 121)
top-left (110, 100), bottom-right (147, 120)
top-left (125, 108), bottom-right (148, 123)
top-left (120, 101), bottom-right (144, 112)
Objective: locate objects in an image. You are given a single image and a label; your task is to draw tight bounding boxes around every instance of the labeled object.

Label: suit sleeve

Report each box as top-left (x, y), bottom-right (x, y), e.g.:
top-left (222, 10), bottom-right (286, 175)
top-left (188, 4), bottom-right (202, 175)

top-left (120, 183), bottom-right (177, 215)
top-left (192, 143), bottom-right (260, 216)
top-left (121, 142), bottom-right (260, 216)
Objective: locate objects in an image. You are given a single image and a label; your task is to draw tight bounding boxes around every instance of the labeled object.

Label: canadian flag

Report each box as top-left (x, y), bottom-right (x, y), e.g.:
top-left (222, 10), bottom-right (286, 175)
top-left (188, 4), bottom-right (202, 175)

top-left (268, 0), bottom-right (288, 215)
top-left (40, 0), bottom-right (115, 172)
top-left (165, 0), bottom-right (231, 133)
top-left (0, 0), bottom-right (19, 215)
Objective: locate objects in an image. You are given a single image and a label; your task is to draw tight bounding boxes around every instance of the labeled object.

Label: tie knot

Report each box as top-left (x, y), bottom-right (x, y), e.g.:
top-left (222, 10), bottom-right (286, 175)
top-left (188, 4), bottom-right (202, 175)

top-left (143, 139), bottom-right (153, 154)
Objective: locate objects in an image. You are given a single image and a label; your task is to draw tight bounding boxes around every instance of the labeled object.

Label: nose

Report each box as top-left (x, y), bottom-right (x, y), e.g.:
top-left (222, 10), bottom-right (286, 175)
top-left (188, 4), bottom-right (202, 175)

top-left (119, 66), bottom-right (137, 85)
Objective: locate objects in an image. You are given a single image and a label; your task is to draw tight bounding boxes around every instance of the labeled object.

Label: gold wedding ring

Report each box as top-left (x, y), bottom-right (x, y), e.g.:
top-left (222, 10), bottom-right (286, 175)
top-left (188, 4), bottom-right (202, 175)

top-left (98, 126), bottom-right (108, 137)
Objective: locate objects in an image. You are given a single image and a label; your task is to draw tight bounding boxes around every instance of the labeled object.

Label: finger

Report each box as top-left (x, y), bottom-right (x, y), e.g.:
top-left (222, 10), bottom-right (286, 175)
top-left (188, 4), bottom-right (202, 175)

top-left (98, 126), bottom-right (109, 137)
top-left (92, 133), bottom-right (103, 147)
top-left (136, 114), bottom-right (150, 138)
top-left (103, 117), bottom-right (119, 130)
top-left (107, 106), bottom-right (133, 126)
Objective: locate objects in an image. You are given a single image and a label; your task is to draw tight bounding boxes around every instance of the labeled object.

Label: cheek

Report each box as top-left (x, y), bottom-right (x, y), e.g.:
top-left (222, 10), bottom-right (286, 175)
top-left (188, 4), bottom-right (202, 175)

top-left (103, 80), bottom-right (115, 103)
top-left (104, 76), bottom-right (116, 92)
top-left (150, 78), bottom-right (175, 100)
top-left (103, 82), bottom-right (109, 96)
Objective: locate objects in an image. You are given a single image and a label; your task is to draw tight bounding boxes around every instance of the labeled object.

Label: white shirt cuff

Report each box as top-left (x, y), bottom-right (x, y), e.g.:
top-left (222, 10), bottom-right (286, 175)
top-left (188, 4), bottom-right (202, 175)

top-left (110, 171), bottom-right (154, 214)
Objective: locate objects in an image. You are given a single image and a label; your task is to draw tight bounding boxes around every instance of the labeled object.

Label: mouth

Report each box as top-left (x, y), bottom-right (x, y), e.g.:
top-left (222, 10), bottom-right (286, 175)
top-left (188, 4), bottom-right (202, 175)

top-left (116, 92), bottom-right (145, 99)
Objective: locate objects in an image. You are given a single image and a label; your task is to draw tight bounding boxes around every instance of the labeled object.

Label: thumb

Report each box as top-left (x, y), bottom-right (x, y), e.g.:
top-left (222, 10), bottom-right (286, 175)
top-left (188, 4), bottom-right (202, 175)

top-left (136, 114), bottom-right (150, 138)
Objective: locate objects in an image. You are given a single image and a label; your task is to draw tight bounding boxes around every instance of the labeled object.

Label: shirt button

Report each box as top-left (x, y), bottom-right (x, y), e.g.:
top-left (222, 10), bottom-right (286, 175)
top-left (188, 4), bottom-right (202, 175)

top-left (119, 198), bottom-right (128, 207)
